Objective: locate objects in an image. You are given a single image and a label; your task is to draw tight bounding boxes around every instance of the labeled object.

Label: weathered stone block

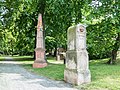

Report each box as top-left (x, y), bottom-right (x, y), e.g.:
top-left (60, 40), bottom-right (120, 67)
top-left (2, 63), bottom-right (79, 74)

top-left (64, 24), bottom-right (91, 85)
top-left (33, 63), bottom-right (47, 68)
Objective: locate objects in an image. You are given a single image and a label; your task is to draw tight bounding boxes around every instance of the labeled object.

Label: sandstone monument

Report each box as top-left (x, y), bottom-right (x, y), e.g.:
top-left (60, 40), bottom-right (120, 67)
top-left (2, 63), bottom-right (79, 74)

top-left (64, 24), bottom-right (91, 85)
top-left (33, 14), bottom-right (47, 68)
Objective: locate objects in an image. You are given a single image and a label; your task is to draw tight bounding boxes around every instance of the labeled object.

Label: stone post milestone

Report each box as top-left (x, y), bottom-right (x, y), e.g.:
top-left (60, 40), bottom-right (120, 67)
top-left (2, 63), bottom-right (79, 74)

top-left (33, 14), bottom-right (47, 68)
top-left (64, 24), bottom-right (91, 85)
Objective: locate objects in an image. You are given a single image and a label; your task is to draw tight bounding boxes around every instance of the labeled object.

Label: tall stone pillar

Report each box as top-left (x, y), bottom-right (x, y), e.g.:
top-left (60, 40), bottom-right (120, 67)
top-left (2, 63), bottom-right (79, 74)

top-left (64, 24), bottom-right (91, 85)
top-left (33, 14), bottom-right (47, 68)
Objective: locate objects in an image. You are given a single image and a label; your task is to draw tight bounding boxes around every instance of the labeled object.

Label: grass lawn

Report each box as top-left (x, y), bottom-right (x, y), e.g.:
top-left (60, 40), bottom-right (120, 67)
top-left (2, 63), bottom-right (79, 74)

top-left (1, 55), bottom-right (120, 90)
top-left (0, 55), bottom-right (34, 64)
top-left (76, 58), bottom-right (120, 90)
top-left (22, 56), bottom-right (120, 90)
top-left (0, 56), bottom-right (5, 60)
top-left (11, 55), bottom-right (33, 59)
top-left (23, 63), bottom-right (65, 80)
top-left (22, 56), bottom-right (65, 80)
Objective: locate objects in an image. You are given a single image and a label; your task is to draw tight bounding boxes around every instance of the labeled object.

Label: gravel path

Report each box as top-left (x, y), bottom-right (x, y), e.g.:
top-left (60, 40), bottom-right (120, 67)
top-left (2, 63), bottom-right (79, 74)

top-left (0, 57), bottom-right (77, 90)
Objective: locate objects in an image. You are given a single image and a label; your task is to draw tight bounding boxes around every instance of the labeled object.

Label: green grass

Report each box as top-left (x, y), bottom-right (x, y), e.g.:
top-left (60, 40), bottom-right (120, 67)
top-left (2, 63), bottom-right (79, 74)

top-left (0, 55), bottom-right (34, 64)
top-left (0, 56), bottom-right (5, 61)
top-left (77, 59), bottom-right (120, 90)
top-left (21, 56), bottom-right (120, 90)
top-left (1, 55), bottom-right (120, 90)
top-left (46, 56), bottom-right (56, 62)
top-left (23, 63), bottom-right (65, 80)
top-left (76, 57), bottom-right (120, 90)
top-left (22, 56), bottom-right (65, 80)
top-left (0, 55), bottom-right (33, 61)
top-left (11, 55), bottom-right (33, 59)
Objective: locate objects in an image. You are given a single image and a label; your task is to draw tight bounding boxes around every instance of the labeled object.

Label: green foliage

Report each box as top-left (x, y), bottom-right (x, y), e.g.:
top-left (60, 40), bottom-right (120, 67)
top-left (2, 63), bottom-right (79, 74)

top-left (0, 0), bottom-right (119, 60)
top-left (45, 36), bottom-right (56, 51)
top-left (85, 0), bottom-right (120, 59)
top-left (1, 0), bottom-right (37, 55)
top-left (45, 0), bottom-right (91, 49)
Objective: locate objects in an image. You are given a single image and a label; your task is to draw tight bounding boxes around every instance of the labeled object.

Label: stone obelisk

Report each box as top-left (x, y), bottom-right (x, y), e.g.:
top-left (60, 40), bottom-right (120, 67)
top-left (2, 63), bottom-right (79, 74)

top-left (64, 24), bottom-right (91, 85)
top-left (33, 14), bottom-right (47, 68)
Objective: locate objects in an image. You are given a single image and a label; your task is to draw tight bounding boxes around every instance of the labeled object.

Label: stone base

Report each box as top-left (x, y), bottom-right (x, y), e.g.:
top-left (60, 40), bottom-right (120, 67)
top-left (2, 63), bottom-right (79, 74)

top-left (33, 63), bottom-right (47, 68)
top-left (64, 68), bottom-right (91, 85)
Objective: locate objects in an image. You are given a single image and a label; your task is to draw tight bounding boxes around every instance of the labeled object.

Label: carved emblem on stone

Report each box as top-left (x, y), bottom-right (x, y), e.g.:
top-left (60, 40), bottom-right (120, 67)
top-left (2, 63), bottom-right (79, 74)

top-left (79, 27), bottom-right (84, 32)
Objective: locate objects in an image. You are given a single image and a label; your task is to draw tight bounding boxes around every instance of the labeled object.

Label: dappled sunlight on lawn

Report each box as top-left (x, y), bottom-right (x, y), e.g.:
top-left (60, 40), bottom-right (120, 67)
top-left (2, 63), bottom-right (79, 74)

top-left (76, 59), bottom-right (120, 90)
top-left (88, 76), bottom-right (120, 90)
top-left (48, 60), bottom-right (64, 64)
top-left (47, 56), bottom-right (64, 64)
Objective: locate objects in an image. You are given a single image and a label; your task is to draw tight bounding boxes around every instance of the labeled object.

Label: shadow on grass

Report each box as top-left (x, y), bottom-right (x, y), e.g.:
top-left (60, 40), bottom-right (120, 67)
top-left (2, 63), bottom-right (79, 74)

top-left (11, 58), bottom-right (34, 61)
top-left (0, 56), bottom-right (34, 61)
top-left (0, 58), bottom-right (5, 61)
top-left (90, 58), bottom-right (120, 81)
top-left (22, 63), bottom-right (65, 81)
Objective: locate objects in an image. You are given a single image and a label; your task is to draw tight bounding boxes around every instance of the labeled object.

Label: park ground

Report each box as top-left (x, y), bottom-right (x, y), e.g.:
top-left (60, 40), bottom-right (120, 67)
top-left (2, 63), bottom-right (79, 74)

top-left (0, 56), bottom-right (77, 90)
top-left (0, 53), bottom-right (120, 90)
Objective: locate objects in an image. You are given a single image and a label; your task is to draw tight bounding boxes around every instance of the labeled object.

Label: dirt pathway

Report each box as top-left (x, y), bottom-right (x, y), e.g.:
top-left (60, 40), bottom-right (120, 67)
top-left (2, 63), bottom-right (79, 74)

top-left (0, 57), bottom-right (77, 90)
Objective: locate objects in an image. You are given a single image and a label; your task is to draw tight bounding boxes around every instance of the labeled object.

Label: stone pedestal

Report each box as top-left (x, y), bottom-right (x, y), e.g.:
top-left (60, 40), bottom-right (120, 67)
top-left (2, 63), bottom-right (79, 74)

top-left (64, 24), bottom-right (91, 85)
top-left (33, 48), bottom-right (47, 68)
top-left (33, 14), bottom-right (47, 68)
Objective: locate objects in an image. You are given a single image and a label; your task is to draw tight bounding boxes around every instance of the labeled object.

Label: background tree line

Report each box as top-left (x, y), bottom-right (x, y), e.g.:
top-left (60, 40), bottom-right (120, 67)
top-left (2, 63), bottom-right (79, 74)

top-left (0, 0), bottom-right (119, 64)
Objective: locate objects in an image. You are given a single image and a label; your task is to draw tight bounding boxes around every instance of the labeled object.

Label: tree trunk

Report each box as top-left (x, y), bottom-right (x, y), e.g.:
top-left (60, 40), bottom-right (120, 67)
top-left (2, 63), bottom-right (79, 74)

top-left (107, 33), bottom-right (120, 64)
top-left (54, 46), bottom-right (57, 57)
